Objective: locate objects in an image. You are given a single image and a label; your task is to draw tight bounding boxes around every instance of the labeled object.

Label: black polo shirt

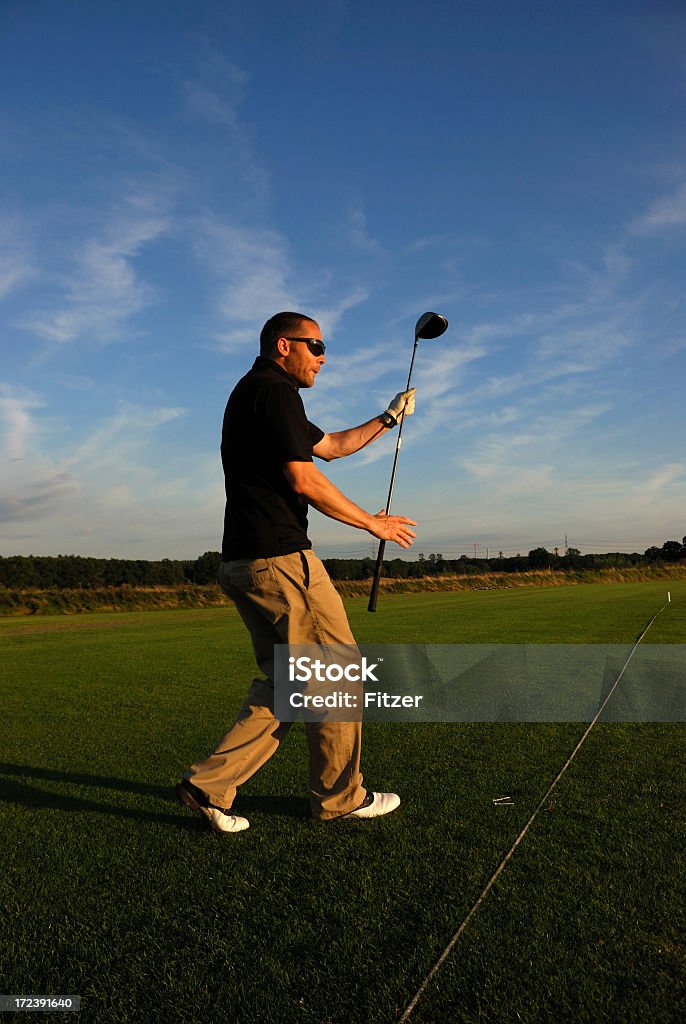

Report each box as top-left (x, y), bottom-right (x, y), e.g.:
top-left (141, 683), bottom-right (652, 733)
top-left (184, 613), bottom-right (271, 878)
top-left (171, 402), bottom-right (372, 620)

top-left (221, 357), bottom-right (325, 560)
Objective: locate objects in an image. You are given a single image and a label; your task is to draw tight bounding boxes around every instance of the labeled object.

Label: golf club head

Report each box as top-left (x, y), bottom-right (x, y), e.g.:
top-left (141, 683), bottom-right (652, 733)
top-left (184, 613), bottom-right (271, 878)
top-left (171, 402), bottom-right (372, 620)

top-left (415, 312), bottom-right (449, 340)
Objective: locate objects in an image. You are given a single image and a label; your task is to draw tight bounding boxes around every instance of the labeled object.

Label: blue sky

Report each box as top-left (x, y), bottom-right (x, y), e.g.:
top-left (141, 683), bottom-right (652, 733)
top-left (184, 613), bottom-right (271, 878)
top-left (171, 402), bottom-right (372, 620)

top-left (2, 0), bottom-right (685, 559)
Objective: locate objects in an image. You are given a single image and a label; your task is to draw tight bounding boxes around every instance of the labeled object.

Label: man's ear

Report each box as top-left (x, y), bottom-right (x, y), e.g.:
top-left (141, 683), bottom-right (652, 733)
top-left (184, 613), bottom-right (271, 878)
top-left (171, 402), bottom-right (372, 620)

top-left (275, 336), bottom-right (290, 357)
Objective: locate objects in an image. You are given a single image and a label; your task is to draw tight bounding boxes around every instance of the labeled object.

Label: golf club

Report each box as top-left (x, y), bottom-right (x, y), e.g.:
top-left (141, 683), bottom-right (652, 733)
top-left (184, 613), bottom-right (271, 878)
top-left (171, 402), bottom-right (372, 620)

top-left (368, 312), bottom-right (449, 612)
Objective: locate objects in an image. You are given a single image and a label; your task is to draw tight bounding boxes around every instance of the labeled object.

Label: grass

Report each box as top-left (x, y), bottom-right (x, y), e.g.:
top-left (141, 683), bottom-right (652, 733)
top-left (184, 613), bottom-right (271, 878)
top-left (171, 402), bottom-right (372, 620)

top-left (2, 563), bottom-right (686, 616)
top-left (0, 581), bottom-right (684, 1023)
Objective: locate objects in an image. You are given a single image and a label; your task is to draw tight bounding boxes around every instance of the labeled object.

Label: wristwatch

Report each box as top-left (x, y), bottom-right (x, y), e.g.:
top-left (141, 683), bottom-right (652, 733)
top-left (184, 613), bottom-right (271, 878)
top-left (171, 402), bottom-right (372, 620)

top-left (379, 411), bottom-right (397, 429)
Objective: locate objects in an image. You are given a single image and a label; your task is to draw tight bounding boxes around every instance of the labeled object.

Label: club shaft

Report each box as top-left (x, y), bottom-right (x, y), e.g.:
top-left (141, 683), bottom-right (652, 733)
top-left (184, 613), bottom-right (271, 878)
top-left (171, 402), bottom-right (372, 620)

top-left (368, 340), bottom-right (418, 612)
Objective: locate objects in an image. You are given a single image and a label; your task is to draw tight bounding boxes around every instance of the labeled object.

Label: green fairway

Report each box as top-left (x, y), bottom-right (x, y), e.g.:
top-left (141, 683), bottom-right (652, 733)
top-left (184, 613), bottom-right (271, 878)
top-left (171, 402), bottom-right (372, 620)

top-left (1, 582), bottom-right (684, 1023)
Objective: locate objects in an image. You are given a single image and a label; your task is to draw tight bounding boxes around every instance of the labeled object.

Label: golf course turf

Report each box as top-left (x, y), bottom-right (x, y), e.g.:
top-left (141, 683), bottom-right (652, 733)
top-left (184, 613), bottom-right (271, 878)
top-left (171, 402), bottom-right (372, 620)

top-left (1, 581), bottom-right (684, 1023)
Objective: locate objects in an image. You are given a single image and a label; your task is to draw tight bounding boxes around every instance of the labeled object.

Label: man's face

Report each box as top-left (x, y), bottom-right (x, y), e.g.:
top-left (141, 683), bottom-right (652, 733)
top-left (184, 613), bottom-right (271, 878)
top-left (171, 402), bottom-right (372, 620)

top-left (281, 322), bottom-right (326, 388)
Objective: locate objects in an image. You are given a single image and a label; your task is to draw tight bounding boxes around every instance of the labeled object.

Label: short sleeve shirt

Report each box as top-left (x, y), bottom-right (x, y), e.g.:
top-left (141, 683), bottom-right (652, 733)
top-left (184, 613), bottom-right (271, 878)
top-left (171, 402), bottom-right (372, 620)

top-left (221, 357), bottom-right (325, 559)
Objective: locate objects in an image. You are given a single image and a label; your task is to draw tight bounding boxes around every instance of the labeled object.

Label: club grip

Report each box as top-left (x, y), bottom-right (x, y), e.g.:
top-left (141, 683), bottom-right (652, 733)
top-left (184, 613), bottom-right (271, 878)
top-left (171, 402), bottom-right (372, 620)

top-left (367, 540), bottom-right (386, 612)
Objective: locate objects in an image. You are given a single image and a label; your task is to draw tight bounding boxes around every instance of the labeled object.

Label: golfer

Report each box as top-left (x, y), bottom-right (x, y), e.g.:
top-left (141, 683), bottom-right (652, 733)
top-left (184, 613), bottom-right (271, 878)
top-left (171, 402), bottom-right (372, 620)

top-left (177, 311), bottom-right (417, 832)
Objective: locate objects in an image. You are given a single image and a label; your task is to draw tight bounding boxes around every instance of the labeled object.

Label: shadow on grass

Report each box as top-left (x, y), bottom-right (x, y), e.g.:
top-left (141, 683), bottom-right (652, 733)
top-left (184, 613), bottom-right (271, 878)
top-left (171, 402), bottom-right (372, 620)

top-left (0, 762), bottom-right (310, 824)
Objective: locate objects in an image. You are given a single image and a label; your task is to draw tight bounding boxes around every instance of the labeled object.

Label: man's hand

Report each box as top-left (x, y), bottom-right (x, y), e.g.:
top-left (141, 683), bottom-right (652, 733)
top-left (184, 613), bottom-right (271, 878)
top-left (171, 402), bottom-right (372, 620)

top-left (283, 462), bottom-right (417, 547)
top-left (368, 510), bottom-right (417, 549)
top-left (385, 388), bottom-right (416, 425)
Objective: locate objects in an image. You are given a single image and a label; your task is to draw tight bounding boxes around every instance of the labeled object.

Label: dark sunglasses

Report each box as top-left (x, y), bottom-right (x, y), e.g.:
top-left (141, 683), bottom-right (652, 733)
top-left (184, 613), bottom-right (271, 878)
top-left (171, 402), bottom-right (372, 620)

top-left (283, 337), bottom-right (326, 357)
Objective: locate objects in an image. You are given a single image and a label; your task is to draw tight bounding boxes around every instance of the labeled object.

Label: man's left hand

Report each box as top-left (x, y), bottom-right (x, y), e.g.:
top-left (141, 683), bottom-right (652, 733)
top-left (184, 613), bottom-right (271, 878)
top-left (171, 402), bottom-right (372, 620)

top-left (385, 388), bottom-right (416, 425)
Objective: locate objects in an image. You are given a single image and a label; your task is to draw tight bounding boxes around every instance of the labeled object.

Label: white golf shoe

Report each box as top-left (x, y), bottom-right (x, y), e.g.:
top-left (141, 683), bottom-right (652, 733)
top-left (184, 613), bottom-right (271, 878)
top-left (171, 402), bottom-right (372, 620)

top-left (176, 779), bottom-right (249, 834)
top-left (344, 791), bottom-right (401, 819)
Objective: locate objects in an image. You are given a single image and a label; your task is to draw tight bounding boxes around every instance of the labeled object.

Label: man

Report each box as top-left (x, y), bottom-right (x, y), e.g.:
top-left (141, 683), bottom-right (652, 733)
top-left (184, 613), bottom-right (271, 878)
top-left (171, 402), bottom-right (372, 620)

top-left (177, 311), bottom-right (417, 833)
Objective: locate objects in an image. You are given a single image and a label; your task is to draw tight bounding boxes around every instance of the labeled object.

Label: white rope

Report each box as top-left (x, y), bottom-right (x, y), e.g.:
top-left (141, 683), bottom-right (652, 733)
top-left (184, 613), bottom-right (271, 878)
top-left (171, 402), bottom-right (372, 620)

top-left (399, 603), bottom-right (667, 1023)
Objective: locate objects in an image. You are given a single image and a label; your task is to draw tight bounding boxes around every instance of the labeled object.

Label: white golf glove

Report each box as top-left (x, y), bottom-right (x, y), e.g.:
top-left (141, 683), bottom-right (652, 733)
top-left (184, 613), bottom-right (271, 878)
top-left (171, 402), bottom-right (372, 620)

top-left (384, 388), bottom-right (416, 425)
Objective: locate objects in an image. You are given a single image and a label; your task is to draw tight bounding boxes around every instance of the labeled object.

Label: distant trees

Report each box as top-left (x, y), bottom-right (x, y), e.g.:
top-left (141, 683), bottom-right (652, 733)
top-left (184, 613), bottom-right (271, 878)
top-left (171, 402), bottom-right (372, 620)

top-left (645, 537), bottom-right (686, 563)
top-left (528, 547), bottom-right (554, 570)
top-left (0, 552), bottom-right (221, 589)
top-left (191, 551), bottom-right (222, 584)
top-left (0, 535), bottom-right (683, 589)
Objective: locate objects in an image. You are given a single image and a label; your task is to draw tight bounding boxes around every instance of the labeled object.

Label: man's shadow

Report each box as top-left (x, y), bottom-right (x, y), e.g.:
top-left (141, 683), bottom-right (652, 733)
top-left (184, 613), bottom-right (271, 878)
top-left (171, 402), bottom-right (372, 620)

top-left (0, 763), bottom-right (309, 826)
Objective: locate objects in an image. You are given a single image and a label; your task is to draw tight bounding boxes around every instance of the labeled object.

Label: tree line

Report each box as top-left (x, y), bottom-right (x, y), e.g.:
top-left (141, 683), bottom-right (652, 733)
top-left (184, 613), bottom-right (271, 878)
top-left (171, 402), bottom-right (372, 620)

top-left (0, 537), bottom-right (683, 589)
top-left (0, 552), bottom-right (220, 589)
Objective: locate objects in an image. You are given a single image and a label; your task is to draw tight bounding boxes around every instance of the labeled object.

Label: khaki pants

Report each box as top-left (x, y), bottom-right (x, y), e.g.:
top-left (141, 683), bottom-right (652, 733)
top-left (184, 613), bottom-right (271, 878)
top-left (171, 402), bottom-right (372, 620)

top-left (185, 549), bottom-right (366, 820)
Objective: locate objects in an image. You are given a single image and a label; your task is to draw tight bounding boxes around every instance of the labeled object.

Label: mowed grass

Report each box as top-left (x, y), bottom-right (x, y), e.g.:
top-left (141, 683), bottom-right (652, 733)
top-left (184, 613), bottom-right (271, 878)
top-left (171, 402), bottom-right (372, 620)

top-left (0, 581), bottom-right (684, 1024)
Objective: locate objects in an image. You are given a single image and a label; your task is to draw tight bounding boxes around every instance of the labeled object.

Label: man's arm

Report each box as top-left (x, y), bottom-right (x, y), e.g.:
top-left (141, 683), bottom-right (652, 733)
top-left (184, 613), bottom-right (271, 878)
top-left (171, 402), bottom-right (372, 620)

top-left (283, 461), bottom-right (416, 548)
top-left (313, 417), bottom-right (388, 461)
top-left (312, 388), bottom-right (415, 461)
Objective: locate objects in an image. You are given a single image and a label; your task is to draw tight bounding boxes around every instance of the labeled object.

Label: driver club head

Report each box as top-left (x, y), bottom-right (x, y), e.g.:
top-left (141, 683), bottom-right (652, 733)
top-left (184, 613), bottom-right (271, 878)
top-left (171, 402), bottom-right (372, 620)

top-left (415, 311), bottom-right (449, 340)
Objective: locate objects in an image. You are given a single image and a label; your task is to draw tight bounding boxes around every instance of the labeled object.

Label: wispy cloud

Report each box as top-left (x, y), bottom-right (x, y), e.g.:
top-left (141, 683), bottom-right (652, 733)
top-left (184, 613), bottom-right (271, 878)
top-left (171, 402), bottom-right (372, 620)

top-left (0, 386), bottom-right (42, 460)
top-left (197, 215), bottom-right (372, 354)
top-left (182, 45), bottom-right (248, 123)
top-left (195, 219), bottom-right (298, 348)
top-left (310, 286), bottom-right (370, 336)
top-left (0, 217), bottom-right (35, 299)
top-left (66, 402), bottom-right (187, 470)
top-left (459, 403), bottom-right (612, 480)
top-left (183, 80), bottom-right (246, 128)
top-left (631, 462), bottom-right (686, 509)
top-left (345, 239), bottom-right (641, 476)
top-left (347, 205), bottom-right (383, 254)
top-left (404, 234), bottom-right (453, 254)
top-left (19, 192), bottom-right (170, 344)
top-left (630, 181), bottom-right (686, 234)
top-left (182, 47), bottom-right (269, 201)
top-left (1, 387), bottom-right (79, 525)
top-left (534, 322), bottom-right (632, 375)
top-left (0, 395), bottom-right (201, 551)
top-left (0, 472), bottom-right (79, 524)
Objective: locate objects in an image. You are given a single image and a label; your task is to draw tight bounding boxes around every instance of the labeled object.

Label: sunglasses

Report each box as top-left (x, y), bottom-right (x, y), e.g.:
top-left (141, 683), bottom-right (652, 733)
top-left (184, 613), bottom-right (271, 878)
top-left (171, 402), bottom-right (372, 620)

top-left (283, 337), bottom-right (326, 357)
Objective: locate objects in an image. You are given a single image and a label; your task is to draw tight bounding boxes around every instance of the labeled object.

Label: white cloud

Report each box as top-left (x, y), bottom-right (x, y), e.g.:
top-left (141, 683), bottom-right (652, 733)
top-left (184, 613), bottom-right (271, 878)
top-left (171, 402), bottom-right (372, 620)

top-left (534, 323), bottom-right (632, 375)
top-left (19, 192), bottom-right (170, 344)
top-left (194, 219), bottom-right (297, 342)
top-left (459, 403), bottom-right (612, 485)
top-left (183, 80), bottom-right (243, 128)
top-left (631, 463), bottom-right (685, 509)
top-left (310, 286), bottom-right (370, 337)
top-left (66, 403), bottom-right (187, 470)
top-left (182, 49), bottom-right (269, 201)
top-left (0, 386), bottom-right (43, 460)
top-left (195, 219), bottom-right (371, 354)
top-left (183, 47), bottom-right (249, 122)
top-left (214, 326), bottom-right (259, 353)
top-left (347, 205), bottom-right (383, 254)
top-left (404, 234), bottom-right (453, 254)
top-left (0, 395), bottom-right (210, 554)
top-left (0, 217), bottom-right (35, 299)
top-left (630, 181), bottom-right (686, 234)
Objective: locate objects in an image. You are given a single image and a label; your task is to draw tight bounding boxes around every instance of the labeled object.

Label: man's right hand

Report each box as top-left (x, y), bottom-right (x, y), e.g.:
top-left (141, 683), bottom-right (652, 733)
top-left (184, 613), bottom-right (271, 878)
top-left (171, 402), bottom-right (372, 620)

top-left (368, 510), bottom-right (417, 549)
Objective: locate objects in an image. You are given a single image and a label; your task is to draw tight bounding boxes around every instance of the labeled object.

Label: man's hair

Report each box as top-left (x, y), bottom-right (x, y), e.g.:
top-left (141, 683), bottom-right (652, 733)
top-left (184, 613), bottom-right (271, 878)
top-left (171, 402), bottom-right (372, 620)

top-left (259, 312), bottom-right (319, 356)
